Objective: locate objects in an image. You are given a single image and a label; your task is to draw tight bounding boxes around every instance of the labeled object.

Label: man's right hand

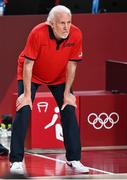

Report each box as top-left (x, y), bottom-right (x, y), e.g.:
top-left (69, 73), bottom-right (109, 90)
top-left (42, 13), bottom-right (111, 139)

top-left (16, 93), bottom-right (32, 111)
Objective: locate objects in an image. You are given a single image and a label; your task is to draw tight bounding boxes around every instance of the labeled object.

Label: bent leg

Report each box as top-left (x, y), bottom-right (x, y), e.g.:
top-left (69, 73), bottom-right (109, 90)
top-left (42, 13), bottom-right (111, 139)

top-left (9, 80), bottom-right (40, 162)
top-left (48, 83), bottom-right (81, 161)
top-left (60, 105), bottom-right (81, 161)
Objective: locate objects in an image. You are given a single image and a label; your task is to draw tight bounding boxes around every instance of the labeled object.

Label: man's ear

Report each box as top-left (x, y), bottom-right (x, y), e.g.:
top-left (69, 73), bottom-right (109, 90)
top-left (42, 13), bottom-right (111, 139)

top-left (50, 22), bottom-right (54, 28)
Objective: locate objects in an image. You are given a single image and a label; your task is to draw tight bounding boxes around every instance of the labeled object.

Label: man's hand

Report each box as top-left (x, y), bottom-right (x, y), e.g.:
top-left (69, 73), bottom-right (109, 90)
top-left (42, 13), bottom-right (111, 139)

top-left (61, 93), bottom-right (77, 110)
top-left (16, 93), bottom-right (32, 111)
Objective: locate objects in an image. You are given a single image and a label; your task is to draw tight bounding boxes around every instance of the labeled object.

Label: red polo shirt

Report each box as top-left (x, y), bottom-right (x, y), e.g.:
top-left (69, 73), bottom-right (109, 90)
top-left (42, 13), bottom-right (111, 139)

top-left (17, 22), bottom-right (83, 85)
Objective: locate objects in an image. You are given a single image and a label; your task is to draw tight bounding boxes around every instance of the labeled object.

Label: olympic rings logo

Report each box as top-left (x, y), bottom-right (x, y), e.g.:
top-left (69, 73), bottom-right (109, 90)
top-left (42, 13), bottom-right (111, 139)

top-left (87, 112), bottom-right (119, 129)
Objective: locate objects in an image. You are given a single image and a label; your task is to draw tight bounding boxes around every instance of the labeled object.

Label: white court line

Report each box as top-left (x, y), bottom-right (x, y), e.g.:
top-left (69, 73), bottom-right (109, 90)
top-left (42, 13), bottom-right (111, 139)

top-left (26, 152), bottom-right (114, 175)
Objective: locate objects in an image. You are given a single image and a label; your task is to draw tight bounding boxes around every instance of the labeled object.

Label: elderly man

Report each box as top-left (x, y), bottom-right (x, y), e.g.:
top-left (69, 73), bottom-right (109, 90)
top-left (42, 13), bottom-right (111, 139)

top-left (9, 5), bottom-right (89, 174)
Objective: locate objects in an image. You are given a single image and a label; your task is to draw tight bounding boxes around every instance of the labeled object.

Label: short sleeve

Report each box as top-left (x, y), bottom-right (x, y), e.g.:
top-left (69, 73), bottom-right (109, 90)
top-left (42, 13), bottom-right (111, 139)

top-left (23, 28), bottom-right (40, 61)
top-left (69, 30), bottom-right (83, 61)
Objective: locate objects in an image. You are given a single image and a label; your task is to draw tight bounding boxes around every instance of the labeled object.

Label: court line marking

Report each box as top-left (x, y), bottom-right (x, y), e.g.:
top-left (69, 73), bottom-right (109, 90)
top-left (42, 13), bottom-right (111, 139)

top-left (26, 152), bottom-right (114, 175)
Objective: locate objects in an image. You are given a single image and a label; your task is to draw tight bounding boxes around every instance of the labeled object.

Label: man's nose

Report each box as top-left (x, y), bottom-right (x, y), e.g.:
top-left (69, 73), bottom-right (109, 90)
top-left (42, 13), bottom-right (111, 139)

top-left (64, 23), bottom-right (68, 30)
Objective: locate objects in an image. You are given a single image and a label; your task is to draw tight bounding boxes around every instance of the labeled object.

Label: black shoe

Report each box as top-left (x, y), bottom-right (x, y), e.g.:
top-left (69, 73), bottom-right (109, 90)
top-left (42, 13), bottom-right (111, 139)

top-left (0, 144), bottom-right (9, 156)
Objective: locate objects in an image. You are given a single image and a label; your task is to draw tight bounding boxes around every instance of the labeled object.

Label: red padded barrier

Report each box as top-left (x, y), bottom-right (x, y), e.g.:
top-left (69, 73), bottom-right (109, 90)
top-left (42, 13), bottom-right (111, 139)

top-left (79, 91), bottom-right (127, 147)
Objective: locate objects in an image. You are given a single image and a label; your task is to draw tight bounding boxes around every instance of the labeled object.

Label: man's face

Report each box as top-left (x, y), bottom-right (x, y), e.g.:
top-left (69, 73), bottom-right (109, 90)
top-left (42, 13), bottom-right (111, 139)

top-left (51, 13), bottom-right (72, 40)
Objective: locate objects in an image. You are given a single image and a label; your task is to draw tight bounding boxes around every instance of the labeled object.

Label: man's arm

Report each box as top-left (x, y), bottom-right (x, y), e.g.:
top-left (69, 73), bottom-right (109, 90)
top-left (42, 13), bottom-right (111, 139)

top-left (16, 58), bottom-right (34, 111)
top-left (61, 61), bottom-right (77, 110)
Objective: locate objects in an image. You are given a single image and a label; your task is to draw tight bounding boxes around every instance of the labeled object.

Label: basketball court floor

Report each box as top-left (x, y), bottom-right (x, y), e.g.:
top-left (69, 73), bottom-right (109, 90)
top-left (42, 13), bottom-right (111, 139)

top-left (0, 145), bottom-right (127, 179)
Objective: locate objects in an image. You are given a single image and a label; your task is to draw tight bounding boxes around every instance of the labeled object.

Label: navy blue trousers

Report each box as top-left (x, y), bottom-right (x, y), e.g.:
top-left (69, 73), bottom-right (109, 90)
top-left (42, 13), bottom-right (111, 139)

top-left (9, 80), bottom-right (81, 162)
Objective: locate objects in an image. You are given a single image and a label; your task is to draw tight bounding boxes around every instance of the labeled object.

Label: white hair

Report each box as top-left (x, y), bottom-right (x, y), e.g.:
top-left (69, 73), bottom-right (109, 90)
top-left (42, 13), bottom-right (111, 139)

top-left (47, 5), bottom-right (71, 24)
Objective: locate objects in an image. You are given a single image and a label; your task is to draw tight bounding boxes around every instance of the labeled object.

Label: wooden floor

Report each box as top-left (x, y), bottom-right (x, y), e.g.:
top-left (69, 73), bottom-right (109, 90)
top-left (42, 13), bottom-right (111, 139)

top-left (0, 148), bottom-right (127, 179)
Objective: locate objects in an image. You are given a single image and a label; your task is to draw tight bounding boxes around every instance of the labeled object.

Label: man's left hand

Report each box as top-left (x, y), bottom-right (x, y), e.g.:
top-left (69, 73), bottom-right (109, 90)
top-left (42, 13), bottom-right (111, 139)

top-left (61, 93), bottom-right (77, 110)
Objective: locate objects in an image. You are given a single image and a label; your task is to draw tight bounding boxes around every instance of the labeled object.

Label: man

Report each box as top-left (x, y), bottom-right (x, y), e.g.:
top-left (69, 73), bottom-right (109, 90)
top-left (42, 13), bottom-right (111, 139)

top-left (10, 5), bottom-right (89, 174)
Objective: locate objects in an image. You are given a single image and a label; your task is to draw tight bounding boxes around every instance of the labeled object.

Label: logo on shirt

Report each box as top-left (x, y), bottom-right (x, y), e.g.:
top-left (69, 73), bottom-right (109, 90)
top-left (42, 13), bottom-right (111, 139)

top-left (64, 42), bottom-right (75, 47)
top-left (78, 52), bottom-right (83, 57)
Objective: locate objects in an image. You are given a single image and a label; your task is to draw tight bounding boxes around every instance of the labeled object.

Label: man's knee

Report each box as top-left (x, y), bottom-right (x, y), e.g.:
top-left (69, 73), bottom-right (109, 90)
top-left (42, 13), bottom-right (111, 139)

top-left (62, 105), bottom-right (75, 114)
